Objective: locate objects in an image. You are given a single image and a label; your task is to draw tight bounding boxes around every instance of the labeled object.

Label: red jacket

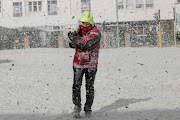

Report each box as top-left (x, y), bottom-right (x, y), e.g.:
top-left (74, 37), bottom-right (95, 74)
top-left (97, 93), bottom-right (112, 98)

top-left (69, 25), bottom-right (101, 68)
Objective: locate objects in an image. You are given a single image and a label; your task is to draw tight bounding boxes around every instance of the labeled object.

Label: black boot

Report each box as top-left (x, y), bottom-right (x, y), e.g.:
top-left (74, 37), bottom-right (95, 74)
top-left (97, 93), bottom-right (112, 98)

top-left (85, 111), bottom-right (93, 118)
top-left (72, 105), bottom-right (82, 118)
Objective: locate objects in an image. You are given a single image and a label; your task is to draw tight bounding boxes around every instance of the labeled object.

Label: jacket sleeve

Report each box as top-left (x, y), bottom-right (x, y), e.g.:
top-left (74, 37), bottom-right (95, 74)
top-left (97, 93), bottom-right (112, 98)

top-left (71, 31), bottom-right (101, 50)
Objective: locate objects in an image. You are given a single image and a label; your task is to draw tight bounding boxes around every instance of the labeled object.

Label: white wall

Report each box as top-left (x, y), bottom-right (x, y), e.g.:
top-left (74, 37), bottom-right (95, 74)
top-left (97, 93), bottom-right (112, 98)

top-left (0, 0), bottom-right (81, 28)
top-left (0, 0), bottom-right (178, 28)
top-left (93, 0), bottom-right (177, 23)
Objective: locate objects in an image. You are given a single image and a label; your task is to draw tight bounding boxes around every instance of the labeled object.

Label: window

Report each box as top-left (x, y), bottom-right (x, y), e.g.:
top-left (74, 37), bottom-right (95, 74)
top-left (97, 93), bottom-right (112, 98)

top-left (117, 0), bottom-right (124, 9)
top-left (126, 0), bottom-right (134, 9)
top-left (29, 2), bottom-right (32, 11)
top-left (146, 0), bottom-right (154, 8)
top-left (13, 2), bottom-right (22, 17)
top-left (28, 1), bottom-right (42, 12)
top-left (81, 0), bottom-right (91, 13)
top-left (136, 0), bottom-right (143, 8)
top-left (0, 0), bottom-right (1, 13)
top-left (38, 1), bottom-right (42, 11)
top-left (48, 0), bottom-right (57, 15)
top-left (53, 26), bottom-right (60, 30)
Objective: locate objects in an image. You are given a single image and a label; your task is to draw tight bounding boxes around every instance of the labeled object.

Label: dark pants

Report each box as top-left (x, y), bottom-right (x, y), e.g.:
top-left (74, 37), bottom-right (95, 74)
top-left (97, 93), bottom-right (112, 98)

top-left (72, 67), bottom-right (97, 112)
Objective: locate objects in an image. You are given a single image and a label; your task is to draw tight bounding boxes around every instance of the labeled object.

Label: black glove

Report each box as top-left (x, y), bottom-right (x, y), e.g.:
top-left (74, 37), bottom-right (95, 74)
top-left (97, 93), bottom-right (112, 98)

top-left (68, 31), bottom-right (71, 37)
top-left (68, 31), bottom-right (77, 41)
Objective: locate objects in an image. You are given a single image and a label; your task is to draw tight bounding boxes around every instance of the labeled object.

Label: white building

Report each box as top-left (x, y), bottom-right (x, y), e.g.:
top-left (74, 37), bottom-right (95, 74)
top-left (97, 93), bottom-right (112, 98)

top-left (0, 0), bottom-right (179, 48)
top-left (0, 0), bottom-right (178, 28)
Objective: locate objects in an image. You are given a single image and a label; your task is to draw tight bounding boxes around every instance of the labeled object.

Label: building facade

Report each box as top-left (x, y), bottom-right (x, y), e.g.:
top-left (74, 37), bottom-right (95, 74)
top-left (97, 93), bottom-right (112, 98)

top-left (0, 0), bottom-right (179, 49)
top-left (0, 0), bottom-right (177, 28)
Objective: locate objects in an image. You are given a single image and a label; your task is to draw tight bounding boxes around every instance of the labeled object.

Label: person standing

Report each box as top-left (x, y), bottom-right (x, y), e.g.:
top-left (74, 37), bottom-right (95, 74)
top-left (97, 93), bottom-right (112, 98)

top-left (68, 11), bottom-right (101, 118)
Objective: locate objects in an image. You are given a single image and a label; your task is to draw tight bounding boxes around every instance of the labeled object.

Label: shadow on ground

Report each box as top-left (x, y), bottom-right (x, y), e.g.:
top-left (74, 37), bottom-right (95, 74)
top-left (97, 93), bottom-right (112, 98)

top-left (0, 59), bottom-right (13, 64)
top-left (0, 97), bottom-right (180, 120)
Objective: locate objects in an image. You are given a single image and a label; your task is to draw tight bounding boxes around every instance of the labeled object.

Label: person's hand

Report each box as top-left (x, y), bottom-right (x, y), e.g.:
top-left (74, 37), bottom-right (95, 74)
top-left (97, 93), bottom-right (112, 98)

top-left (68, 31), bottom-right (78, 41)
top-left (68, 31), bottom-right (72, 37)
top-left (70, 42), bottom-right (76, 47)
top-left (71, 31), bottom-right (78, 35)
top-left (68, 31), bottom-right (73, 40)
top-left (70, 24), bottom-right (79, 34)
